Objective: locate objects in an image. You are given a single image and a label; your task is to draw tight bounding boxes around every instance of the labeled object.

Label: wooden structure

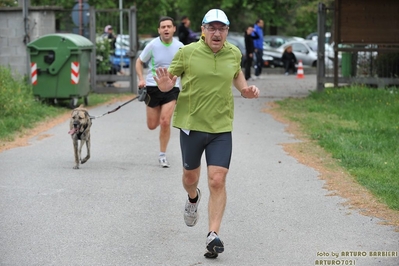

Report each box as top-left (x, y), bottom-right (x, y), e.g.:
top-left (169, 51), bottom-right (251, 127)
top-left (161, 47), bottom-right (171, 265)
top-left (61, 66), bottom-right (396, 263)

top-left (317, 0), bottom-right (399, 90)
top-left (336, 0), bottom-right (399, 44)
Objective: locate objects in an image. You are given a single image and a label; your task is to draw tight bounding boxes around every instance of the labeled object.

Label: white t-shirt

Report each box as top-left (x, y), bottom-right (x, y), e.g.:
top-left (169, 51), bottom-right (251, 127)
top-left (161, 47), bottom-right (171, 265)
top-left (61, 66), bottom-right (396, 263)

top-left (139, 37), bottom-right (184, 87)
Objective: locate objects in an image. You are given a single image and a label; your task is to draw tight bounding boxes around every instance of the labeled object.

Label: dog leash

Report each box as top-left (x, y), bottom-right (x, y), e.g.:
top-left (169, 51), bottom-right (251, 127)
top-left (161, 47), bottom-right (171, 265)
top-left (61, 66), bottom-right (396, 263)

top-left (90, 87), bottom-right (148, 120)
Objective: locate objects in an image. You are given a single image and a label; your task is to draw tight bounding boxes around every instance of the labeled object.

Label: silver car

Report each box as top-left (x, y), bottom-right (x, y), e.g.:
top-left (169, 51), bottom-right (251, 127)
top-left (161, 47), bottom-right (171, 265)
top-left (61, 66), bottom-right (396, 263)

top-left (264, 35), bottom-right (304, 48)
top-left (263, 40), bottom-right (340, 68)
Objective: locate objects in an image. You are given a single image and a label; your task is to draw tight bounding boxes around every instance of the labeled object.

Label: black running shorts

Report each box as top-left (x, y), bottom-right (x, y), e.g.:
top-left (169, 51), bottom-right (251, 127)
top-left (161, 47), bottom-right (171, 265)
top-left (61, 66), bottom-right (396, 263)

top-left (180, 130), bottom-right (232, 170)
top-left (145, 86), bottom-right (179, 108)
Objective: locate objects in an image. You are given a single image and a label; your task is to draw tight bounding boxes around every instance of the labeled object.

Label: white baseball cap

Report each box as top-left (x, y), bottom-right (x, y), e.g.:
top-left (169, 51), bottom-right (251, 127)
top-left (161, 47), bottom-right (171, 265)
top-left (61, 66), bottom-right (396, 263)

top-left (202, 9), bottom-right (230, 26)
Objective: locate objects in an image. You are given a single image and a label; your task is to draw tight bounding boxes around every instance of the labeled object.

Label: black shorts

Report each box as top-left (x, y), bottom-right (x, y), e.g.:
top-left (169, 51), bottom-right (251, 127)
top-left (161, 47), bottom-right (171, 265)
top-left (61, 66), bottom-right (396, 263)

top-left (180, 130), bottom-right (232, 170)
top-left (146, 86), bottom-right (180, 108)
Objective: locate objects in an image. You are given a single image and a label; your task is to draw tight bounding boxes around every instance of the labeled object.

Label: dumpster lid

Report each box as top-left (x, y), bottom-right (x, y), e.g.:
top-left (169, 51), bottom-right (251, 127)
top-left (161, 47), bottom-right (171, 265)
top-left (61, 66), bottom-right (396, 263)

top-left (27, 33), bottom-right (93, 50)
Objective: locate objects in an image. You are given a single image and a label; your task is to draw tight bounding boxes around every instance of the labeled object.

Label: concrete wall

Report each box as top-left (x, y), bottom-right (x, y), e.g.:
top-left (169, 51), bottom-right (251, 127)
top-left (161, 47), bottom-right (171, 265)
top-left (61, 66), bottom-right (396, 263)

top-left (0, 7), bottom-right (59, 77)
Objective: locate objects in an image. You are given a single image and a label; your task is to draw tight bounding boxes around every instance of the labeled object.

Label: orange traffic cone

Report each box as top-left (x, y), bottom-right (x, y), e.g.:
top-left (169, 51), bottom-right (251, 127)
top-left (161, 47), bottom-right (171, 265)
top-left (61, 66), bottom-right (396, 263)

top-left (296, 60), bottom-right (304, 79)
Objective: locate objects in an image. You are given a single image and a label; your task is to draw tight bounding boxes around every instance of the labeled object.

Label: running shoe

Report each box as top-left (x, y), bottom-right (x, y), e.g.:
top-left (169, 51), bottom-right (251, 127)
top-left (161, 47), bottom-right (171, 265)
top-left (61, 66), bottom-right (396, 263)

top-left (184, 188), bottom-right (201, 226)
top-left (204, 231), bottom-right (224, 259)
top-left (158, 156), bottom-right (170, 168)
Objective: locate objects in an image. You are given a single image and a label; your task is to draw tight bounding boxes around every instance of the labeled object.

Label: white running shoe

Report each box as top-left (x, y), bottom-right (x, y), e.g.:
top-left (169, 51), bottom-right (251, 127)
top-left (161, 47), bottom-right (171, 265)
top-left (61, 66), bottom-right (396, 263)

top-left (184, 188), bottom-right (201, 227)
top-left (158, 156), bottom-right (170, 168)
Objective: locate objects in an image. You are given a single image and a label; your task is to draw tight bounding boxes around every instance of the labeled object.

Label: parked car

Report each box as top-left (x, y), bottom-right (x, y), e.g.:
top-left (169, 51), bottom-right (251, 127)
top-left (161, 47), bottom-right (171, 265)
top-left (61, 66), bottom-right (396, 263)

top-left (110, 48), bottom-right (130, 68)
top-left (95, 34), bottom-right (130, 70)
top-left (264, 35), bottom-right (304, 48)
top-left (263, 40), bottom-right (341, 68)
top-left (305, 32), bottom-right (331, 44)
top-left (263, 42), bottom-right (283, 67)
top-left (111, 34), bottom-right (130, 68)
top-left (226, 33), bottom-right (246, 67)
top-left (115, 34), bottom-right (130, 50)
top-left (227, 32), bottom-right (273, 68)
top-left (262, 52), bottom-right (274, 67)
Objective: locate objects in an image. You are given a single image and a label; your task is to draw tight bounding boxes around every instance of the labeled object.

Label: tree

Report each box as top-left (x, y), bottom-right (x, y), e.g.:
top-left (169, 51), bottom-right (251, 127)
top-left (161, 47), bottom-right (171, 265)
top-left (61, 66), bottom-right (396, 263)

top-left (289, 0), bottom-right (334, 38)
top-left (6, 0), bottom-right (334, 37)
top-left (0, 0), bottom-right (17, 7)
top-left (132, 0), bottom-right (176, 35)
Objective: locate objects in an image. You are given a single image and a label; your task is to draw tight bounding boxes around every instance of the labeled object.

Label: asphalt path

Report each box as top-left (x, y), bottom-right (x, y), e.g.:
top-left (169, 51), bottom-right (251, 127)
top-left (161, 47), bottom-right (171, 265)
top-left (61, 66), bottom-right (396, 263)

top-left (1, 74), bottom-right (398, 266)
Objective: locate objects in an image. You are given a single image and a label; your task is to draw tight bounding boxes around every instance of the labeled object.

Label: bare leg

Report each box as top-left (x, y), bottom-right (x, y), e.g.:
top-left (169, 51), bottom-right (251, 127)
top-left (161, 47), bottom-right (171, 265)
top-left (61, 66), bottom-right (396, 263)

top-left (183, 166), bottom-right (201, 198)
top-left (158, 100), bottom-right (176, 153)
top-left (207, 165), bottom-right (228, 234)
top-left (146, 100), bottom-right (175, 153)
top-left (146, 105), bottom-right (161, 130)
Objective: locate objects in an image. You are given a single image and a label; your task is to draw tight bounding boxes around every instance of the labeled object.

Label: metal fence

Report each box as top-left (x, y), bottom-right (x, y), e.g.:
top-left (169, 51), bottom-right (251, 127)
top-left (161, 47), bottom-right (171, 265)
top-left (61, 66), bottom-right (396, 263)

top-left (54, 6), bottom-right (138, 94)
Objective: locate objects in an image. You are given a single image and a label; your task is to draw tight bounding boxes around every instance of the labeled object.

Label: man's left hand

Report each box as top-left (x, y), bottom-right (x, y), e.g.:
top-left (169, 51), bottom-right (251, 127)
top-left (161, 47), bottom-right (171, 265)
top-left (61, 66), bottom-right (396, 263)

top-left (241, 85), bottom-right (260, 99)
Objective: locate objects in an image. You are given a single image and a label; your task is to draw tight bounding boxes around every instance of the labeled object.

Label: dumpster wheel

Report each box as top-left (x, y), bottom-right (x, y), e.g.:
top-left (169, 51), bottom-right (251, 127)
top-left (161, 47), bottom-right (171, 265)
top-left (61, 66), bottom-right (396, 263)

top-left (70, 97), bottom-right (78, 109)
top-left (84, 96), bottom-right (89, 106)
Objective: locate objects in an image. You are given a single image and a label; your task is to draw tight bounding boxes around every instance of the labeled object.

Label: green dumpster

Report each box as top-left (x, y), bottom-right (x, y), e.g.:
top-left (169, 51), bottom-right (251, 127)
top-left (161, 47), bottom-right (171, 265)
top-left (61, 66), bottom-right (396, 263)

top-left (341, 52), bottom-right (352, 77)
top-left (27, 33), bottom-right (93, 108)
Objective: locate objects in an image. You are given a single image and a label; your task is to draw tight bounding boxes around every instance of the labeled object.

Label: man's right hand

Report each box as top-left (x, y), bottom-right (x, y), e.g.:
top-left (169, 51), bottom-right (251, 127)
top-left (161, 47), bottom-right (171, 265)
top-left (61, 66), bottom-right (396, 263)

top-left (153, 67), bottom-right (177, 92)
top-left (138, 80), bottom-right (146, 88)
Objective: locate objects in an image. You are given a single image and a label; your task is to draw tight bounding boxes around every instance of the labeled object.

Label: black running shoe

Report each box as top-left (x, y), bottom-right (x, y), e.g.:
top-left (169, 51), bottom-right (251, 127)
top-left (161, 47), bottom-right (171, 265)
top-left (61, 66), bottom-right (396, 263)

top-left (204, 231), bottom-right (224, 259)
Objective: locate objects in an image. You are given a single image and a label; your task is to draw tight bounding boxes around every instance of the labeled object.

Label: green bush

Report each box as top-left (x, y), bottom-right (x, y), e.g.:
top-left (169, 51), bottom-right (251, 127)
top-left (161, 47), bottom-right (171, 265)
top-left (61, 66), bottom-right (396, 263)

top-left (0, 66), bottom-right (35, 117)
top-left (0, 65), bottom-right (132, 141)
top-left (96, 36), bottom-right (113, 74)
top-left (0, 66), bottom-right (63, 140)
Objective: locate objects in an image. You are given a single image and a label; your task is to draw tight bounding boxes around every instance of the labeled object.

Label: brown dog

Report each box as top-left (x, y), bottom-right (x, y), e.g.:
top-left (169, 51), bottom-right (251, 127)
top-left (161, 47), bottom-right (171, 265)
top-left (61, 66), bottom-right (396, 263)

top-left (68, 105), bottom-right (91, 169)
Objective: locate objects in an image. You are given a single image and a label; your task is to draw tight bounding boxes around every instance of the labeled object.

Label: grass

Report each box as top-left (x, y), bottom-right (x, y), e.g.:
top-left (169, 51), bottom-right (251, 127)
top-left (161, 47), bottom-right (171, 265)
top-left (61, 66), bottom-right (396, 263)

top-left (0, 66), bottom-right (133, 141)
top-left (275, 86), bottom-right (399, 210)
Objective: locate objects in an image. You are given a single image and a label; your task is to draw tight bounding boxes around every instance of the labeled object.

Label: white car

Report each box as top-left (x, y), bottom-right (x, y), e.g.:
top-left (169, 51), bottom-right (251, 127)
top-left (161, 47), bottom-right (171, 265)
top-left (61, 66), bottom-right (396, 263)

top-left (263, 40), bottom-right (341, 68)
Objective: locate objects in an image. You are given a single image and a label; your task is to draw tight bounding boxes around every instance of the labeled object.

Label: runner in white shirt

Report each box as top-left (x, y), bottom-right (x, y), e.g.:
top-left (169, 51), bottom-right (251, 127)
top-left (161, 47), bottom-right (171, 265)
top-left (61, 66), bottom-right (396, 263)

top-left (135, 16), bottom-right (184, 168)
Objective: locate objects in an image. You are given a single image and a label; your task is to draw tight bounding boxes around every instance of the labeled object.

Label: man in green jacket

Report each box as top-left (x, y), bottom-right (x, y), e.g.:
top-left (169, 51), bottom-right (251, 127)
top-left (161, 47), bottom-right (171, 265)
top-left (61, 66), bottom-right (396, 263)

top-left (154, 9), bottom-right (260, 259)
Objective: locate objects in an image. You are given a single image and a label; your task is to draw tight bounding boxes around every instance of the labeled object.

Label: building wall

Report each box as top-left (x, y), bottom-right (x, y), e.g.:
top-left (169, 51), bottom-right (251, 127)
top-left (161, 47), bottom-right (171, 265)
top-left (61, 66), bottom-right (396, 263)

top-left (0, 7), bottom-right (58, 77)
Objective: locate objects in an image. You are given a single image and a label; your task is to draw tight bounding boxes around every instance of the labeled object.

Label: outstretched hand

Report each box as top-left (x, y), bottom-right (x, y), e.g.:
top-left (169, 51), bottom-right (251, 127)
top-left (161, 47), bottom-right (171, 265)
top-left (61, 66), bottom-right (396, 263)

top-left (241, 85), bottom-right (260, 99)
top-left (153, 67), bottom-right (178, 92)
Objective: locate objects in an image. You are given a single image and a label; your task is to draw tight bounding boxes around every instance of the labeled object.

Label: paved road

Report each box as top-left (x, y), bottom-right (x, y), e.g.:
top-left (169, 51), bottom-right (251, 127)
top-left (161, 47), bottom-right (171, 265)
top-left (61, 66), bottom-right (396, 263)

top-left (1, 74), bottom-right (398, 266)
